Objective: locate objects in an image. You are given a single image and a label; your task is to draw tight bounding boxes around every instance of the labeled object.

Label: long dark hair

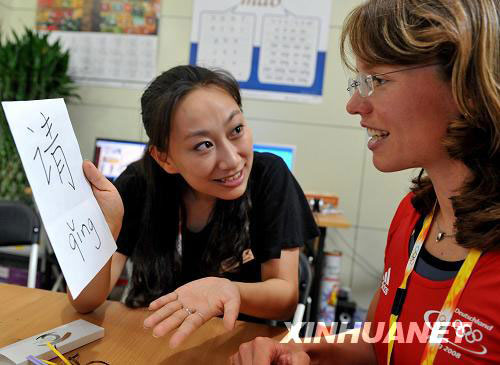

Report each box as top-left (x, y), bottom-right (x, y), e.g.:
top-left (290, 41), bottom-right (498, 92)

top-left (341, 0), bottom-right (500, 250)
top-left (125, 65), bottom-right (252, 307)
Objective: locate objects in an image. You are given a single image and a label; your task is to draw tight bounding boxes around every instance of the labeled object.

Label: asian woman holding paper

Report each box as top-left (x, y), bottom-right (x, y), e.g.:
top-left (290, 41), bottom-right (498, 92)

top-left (68, 65), bottom-right (319, 348)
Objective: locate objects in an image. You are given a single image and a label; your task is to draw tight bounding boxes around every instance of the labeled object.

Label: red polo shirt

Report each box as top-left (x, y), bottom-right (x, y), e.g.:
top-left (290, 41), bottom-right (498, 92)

top-left (373, 193), bottom-right (500, 364)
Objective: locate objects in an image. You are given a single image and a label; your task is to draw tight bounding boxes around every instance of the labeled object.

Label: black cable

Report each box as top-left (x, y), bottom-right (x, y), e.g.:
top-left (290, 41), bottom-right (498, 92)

top-left (327, 230), bottom-right (382, 280)
top-left (328, 231), bottom-right (381, 278)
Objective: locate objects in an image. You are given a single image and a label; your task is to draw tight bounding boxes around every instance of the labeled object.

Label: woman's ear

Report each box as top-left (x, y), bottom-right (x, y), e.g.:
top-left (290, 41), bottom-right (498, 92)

top-left (150, 146), bottom-right (179, 174)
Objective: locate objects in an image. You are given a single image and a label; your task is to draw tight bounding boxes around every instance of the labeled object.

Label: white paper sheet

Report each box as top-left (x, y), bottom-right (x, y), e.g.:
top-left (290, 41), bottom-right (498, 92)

top-left (1, 99), bottom-right (116, 298)
top-left (46, 31), bottom-right (157, 89)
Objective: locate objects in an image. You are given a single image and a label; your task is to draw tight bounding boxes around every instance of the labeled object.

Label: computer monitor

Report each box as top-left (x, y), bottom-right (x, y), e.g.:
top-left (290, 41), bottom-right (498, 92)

top-left (253, 143), bottom-right (296, 171)
top-left (94, 138), bottom-right (147, 180)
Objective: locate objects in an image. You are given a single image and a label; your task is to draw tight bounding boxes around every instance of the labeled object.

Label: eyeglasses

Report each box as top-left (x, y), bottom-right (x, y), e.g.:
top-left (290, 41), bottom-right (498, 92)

top-left (347, 63), bottom-right (440, 97)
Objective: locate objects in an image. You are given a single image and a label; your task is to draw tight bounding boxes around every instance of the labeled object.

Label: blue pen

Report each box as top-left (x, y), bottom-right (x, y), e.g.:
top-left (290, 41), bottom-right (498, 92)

top-left (26, 355), bottom-right (46, 365)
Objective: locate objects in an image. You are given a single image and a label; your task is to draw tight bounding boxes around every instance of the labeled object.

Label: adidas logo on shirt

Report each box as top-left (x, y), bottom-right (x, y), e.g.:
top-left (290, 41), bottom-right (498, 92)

top-left (381, 268), bottom-right (391, 295)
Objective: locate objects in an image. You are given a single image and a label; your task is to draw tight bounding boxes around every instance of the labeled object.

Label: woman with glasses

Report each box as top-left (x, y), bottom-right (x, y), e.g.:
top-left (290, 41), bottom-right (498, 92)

top-left (231, 0), bottom-right (499, 364)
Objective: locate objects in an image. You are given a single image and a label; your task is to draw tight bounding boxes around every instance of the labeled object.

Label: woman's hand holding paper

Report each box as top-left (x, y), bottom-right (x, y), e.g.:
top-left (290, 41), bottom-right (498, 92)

top-left (82, 160), bottom-right (124, 240)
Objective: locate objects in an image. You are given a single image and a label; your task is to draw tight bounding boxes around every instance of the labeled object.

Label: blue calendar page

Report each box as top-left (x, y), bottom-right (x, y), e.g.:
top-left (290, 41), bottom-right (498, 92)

top-left (190, 0), bottom-right (332, 103)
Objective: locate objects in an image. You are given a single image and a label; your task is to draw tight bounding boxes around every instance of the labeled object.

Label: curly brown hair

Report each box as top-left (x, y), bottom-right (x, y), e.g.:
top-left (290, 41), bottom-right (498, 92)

top-left (340, 0), bottom-right (500, 250)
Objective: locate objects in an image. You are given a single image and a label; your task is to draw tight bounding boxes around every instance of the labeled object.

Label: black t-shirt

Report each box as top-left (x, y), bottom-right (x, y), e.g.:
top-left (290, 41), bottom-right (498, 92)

top-left (114, 152), bottom-right (319, 286)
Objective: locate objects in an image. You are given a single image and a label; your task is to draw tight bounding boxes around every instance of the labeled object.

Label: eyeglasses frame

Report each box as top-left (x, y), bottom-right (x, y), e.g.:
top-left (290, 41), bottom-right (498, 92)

top-left (347, 63), bottom-right (441, 97)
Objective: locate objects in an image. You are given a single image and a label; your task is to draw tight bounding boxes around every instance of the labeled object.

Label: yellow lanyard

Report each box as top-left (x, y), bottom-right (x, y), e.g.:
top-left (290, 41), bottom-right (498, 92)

top-left (386, 205), bottom-right (481, 365)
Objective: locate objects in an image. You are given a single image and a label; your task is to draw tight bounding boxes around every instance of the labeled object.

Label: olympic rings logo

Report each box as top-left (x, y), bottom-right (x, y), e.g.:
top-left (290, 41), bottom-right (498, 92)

top-left (452, 320), bottom-right (483, 344)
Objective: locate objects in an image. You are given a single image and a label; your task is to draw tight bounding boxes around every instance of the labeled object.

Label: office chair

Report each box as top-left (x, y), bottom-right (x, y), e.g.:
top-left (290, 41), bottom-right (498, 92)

top-left (267, 252), bottom-right (313, 328)
top-left (0, 200), bottom-right (41, 288)
top-left (293, 251), bottom-right (313, 326)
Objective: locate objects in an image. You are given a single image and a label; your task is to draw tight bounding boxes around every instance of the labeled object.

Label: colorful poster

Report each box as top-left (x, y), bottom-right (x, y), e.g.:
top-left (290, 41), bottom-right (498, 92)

top-left (37, 0), bottom-right (159, 35)
top-left (36, 0), bottom-right (160, 88)
top-left (190, 0), bottom-right (332, 103)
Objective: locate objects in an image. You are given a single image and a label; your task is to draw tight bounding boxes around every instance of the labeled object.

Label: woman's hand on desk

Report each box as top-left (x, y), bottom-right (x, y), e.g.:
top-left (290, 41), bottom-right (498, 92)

top-left (143, 277), bottom-right (241, 347)
top-left (82, 160), bottom-right (124, 239)
top-left (231, 337), bottom-right (310, 365)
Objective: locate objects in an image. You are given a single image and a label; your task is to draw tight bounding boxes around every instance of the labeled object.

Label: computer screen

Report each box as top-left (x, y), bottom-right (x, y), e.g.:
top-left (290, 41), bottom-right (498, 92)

top-left (253, 143), bottom-right (296, 171)
top-left (94, 138), bottom-right (147, 180)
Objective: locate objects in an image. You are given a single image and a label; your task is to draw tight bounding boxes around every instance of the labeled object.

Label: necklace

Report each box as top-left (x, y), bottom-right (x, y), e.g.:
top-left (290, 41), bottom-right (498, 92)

top-left (435, 214), bottom-right (456, 242)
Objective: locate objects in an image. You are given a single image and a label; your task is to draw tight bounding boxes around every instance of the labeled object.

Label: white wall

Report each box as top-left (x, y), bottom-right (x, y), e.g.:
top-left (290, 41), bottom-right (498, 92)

top-left (0, 0), bottom-right (12, 37)
top-left (2, 0), bottom-right (419, 308)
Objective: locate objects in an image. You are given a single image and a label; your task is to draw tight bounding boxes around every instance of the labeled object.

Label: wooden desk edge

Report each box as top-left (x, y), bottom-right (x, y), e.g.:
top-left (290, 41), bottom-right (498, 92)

top-left (0, 284), bottom-right (288, 363)
top-left (313, 212), bottom-right (351, 229)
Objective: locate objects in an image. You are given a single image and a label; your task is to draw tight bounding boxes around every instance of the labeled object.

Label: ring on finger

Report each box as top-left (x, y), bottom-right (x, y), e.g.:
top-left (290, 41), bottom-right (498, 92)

top-left (184, 307), bottom-right (197, 316)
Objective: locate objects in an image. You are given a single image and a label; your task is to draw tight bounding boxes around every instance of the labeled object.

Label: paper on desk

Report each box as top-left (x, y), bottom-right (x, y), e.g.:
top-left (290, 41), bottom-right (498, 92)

top-left (1, 99), bottom-right (116, 298)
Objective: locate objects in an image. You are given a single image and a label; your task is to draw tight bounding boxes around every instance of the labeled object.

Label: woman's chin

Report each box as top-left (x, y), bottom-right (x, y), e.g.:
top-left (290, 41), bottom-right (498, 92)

top-left (372, 158), bottom-right (409, 173)
top-left (215, 183), bottom-right (248, 201)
